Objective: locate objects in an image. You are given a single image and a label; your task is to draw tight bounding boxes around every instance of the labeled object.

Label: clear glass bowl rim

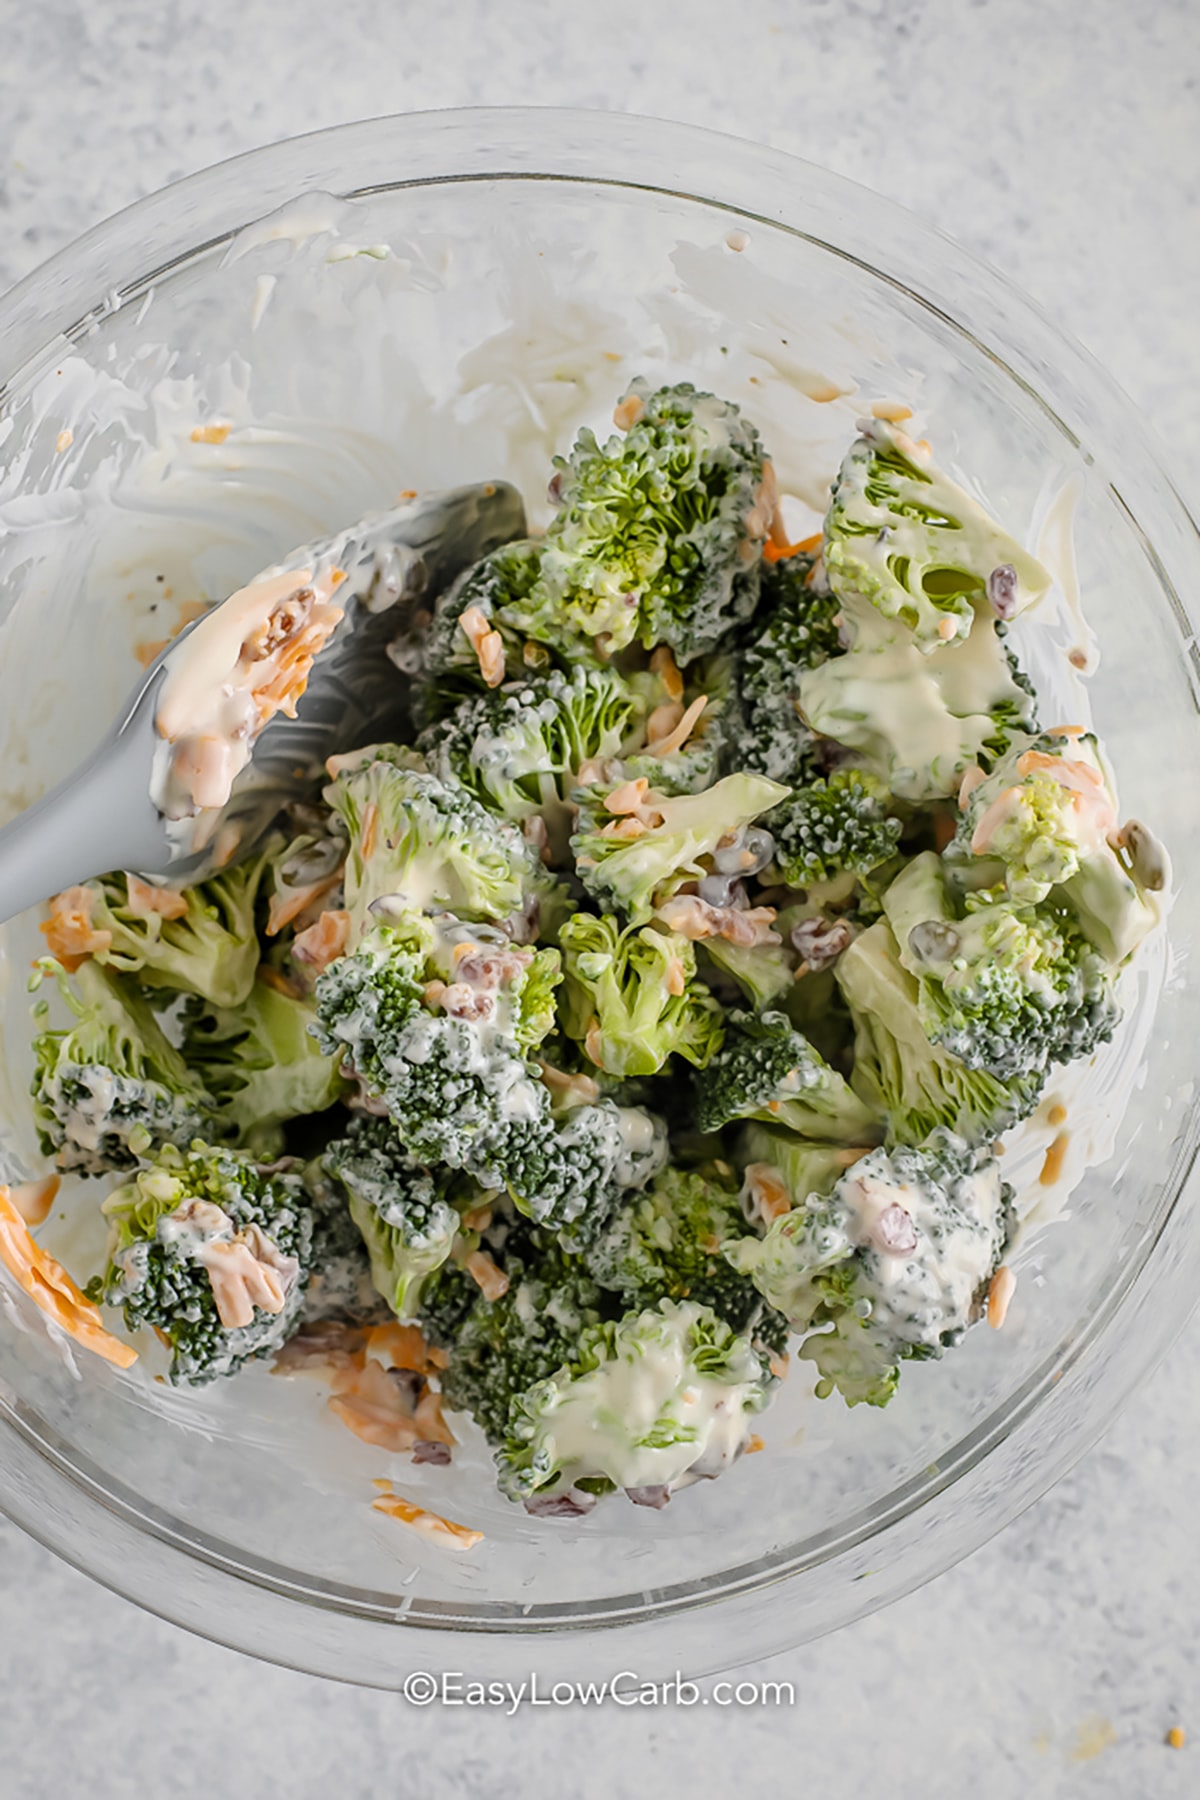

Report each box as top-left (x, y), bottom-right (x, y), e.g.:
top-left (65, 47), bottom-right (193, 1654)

top-left (1, 104), bottom-right (1198, 1682)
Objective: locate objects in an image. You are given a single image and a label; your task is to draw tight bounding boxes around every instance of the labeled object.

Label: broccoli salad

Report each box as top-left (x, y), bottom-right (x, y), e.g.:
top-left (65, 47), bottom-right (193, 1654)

top-left (3, 382), bottom-right (1170, 1536)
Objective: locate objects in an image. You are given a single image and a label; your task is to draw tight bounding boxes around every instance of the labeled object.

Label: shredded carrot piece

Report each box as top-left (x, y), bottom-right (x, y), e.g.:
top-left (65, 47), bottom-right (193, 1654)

top-left (365, 1321), bottom-right (437, 1374)
top-left (763, 531), bottom-right (822, 564)
top-left (190, 423), bottom-right (230, 445)
top-left (0, 1189), bottom-right (136, 1368)
top-left (647, 694), bottom-right (708, 760)
top-left (266, 870), bottom-right (343, 937)
top-left (7, 1176), bottom-right (60, 1226)
top-left (39, 887), bottom-right (112, 972)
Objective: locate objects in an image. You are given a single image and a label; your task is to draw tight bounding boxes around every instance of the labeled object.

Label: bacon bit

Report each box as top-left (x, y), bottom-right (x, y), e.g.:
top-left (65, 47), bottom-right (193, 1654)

top-left (272, 1319), bottom-right (369, 1374)
top-left (1046, 1102), bottom-right (1068, 1128)
top-left (190, 423), bottom-right (231, 445)
top-left (612, 393), bottom-right (645, 432)
top-left (266, 869), bottom-right (343, 936)
top-left (600, 815), bottom-right (648, 841)
top-left (292, 908), bottom-right (350, 973)
top-left (958, 764), bottom-right (987, 809)
top-left (1068, 647), bottom-right (1089, 670)
top-left (371, 1486), bottom-right (483, 1550)
top-left (647, 693), bottom-right (708, 760)
top-left (55, 428), bottom-right (74, 453)
top-left (649, 646), bottom-right (684, 702)
top-left (366, 1321), bottom-right (438, 1374)
top-left (40, 887), bottom-right (113, 971)
top-left (742, 1163), bottom-right (791, 1226)
top-left (987, 1265), bottom-right (1016, 1329)
top-left (664, 956), bottom-right (687, 998)
top-left (745, 1435), bottom-right (765, 1455)
top-left (329, 1360), bottom-right (454, 1452)
top-left (605, 776), bottom-right (651, 815)
top-left (465, 1251), bottom-right (509, 1302)
top-left (125, 874), bottom-right (189, 921)
top-left (1040, 1131), bottom-right (1070, 1187)
top-left (656, 893), bottom-right (779, 948)
top-left (5, 1176), bottom-right (60, 1227)
top-left (0, 1189), bottom-right (136, 1368)
top-left (871, 401), bottom-right (913, 424)
top-left (536, 1060), bottom-right (601, 1109)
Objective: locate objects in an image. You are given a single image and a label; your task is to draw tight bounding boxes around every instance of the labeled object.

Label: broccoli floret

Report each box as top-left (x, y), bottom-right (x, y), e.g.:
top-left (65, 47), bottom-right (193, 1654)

top-left (500, 1297), bottom-right (772, 1503)
top-left (558, 912), bottom-right (724, 1078)
top-left (88, 1141), bottom-right (314, 1385)
top-left (693, 1009), bottom-right (881, 1143)
top-left (571, 771), bottom-right (788, 917)
top-left (767, 770), bottom-right (901, 888)
top-left (417, 665), bottom-right (643, 828)
top-left (54, 849), bottom-right (275, 1009)
top-left (727, 1129), bottom-right (1012, 1406)
top-left (323, 1116), bottom-right (468, 1320)
top-left (618, 650), bottom-right (737, 796)
top-left (736, 552), bottom-right (844, 785)
top-left (697, 935), bottom-right (795, 1010)
top-left (584, 1164), bottom-right (788, 1353)
top-left (181, 978), bottom-right (349, 1155)
top-left (312, 921), bottom-right (639, 1233)
top-left (952, 731), bottom-right (1164, 963)
top-left (495, 381), bottom-right (770, 664)
top-left (324, 747), bottom-right (542, 945)
top-left (30, 958), bottom-right (213, 1175)
top-left (883, 851), bottom-right (1120, 1083)
top-left (798, 596), bottom-right (1039, 804)
top-left (836, 920), bottom-right (1043, 1143)
top-left (416, 539), bottom-right (555, 712)
top-left (823, 419), bottom-right (1051, 651)
top-left (420, 1215), bottom-right (607, 1446)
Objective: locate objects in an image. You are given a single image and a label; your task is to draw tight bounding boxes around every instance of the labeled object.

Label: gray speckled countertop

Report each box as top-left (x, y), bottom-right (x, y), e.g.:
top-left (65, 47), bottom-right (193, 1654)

top-left (1, 3), bottom-right (1198, 1795)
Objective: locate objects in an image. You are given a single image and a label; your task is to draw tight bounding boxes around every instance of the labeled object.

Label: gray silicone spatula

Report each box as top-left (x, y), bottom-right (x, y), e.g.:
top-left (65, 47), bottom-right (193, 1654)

top-left (0, 481), bottom-right (525, 923)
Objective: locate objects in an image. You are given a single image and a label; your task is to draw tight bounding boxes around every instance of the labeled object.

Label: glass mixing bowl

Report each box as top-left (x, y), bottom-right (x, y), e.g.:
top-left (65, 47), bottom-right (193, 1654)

top-left (0, 109), bottom-right (1197, 1686)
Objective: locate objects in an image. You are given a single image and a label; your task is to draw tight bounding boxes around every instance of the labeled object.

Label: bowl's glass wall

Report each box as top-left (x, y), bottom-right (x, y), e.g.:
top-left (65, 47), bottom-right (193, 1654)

top-left (0, 114), bottom-right (1198, 1682)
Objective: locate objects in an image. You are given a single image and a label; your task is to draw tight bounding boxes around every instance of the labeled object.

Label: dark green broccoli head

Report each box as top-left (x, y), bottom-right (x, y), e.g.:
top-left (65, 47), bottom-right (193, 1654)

top-left (415, 540), bottom-right (553, 716)
top-left (502, 381), bottom-right (770, 663)
top-left (323, 1115), bottom-right (467, 1319)
top-left (420, 1213), bottom-right (606, 1445)
top-left (31, 958), bottom-right (213, 1175)
top-left (88, 1141), bottom-right (315, 1385)
top-left (693, 1008), bottom-right (881, 1144)
top-left (736, 553), bottom-right (844, 786)
top-left (768, 770), bottom-right (902, 889)
top-left (584, 1164), bottom-right (788, 1354)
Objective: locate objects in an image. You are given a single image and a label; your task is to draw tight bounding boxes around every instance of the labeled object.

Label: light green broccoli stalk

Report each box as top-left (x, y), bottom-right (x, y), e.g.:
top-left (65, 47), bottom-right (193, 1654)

top-left (736, 1122), bottom-right (868, 1213)
top-left (697, 935), bottom-right (796, 1009)
top-left (52, 846), bottom-right (276, 1009)
top-left (417, 664), bottom-right (643, 828)
top-left (323, 1116), bottom-right (469, 1320)
top-left (558, 912), bottom-right (724, 1078)
top-left (736, 551), bottom-right (844, 785)
top-left (767, 770), bottom-right (901, 888)
top-left (823, 418), bottom-right (1051, 650)
top-left (324, 745), bottom-right (543, 945)
top-left (951, 731), bottom-right (1166, 962)
top-left (693, 1008), bottom-right (881, 1144)
top-left (30, 958), bottom-right (213, 1175)
top-left (181, 977), bottom-right (349, 1154)
top-left (836, 920), bottom-right (1043, 1143)
top-left (571, 771), bottom-right (788, 917)
top-left (727, 1128), bottom-right (1013, 1406)
top-left (584, 1164), bottom-right (788, 1353)
top-left (882, 851), bottom-right (1120, 1083)
top-left (88, 1141), bottom-right (315, 1385)
top-left (500, 1298), bottom-right (773, 1505)
top-left (500, 381), bottom-right (771, 663)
